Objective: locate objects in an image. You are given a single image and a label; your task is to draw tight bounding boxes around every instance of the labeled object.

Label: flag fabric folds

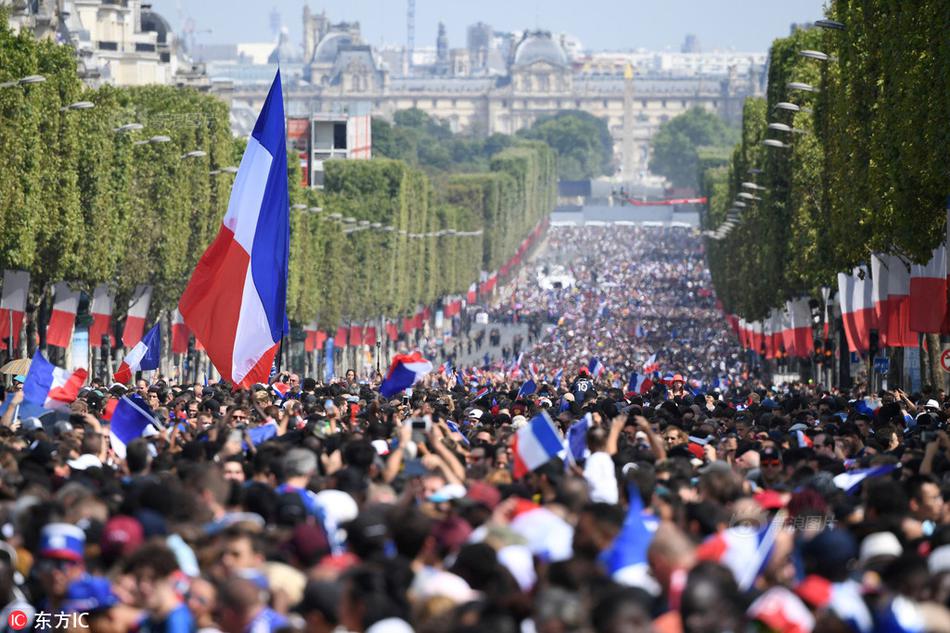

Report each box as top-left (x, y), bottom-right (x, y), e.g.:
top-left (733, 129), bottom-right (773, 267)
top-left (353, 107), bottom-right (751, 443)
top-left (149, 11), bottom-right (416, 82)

top-left (122, 284), bottom-right (152, 348)
top-left (832, 463), bottom-right (899, 495)
top-left (89, 284), bottom-right (115, 349)
top-left (838, 267), bottom-right (874, 353)
top-left (46, 282), bottom-right (81, 348)
top-left (109, 394), bottom-right (155, 459)
top-left (627, 372), bottom-right (653, 395)
top-left (0, 270), bottom-right (29, 350)
top-left (517, 379), bottom-right (537, 400)
top-left (909, 245), bottom-right (948, 333)
top-left (21, 352), bottom-right (87, 415)
top-left (114, 323), bottom-right (161, 384)
top-left (512, 411), bottom-right (562, 479)
top-left (178, 70), bottom-right (290, 388)
top-left (171, 309), bottom-right (189, 355)
top-left (379, 352), bottom-right (433, 398)
top-left (599, 484), bottom-right (659, 593)
top-left (588, 357), bottom-right (605, 378)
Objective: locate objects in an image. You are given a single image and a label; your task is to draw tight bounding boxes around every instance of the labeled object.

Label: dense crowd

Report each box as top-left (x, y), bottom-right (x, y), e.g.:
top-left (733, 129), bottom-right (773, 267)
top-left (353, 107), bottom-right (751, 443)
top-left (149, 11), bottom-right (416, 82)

top-left (0, 226), bottom-right (948, 633)
top-left (494, 226), bottom-right (745, 388)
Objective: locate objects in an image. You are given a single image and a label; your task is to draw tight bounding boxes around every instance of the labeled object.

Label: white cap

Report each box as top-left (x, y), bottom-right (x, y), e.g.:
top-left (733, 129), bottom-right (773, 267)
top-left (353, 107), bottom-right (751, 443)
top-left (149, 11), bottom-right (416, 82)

top-left (468, 409), bottom-right (484, 420)
top-left (859, 532), bottom-right (903, 564)
top-left (314, 489), bottom-right (358, 526)
top-left (929, 544), bottom-right (950, 575)
top-left (410, 570), bottom-right (479, 603)
top-left (371, 439), bottom-right (390, 456)
top-left (925, 399), bottom-right (940, 410)
top-left (511, 415), bottom-right (527, 429)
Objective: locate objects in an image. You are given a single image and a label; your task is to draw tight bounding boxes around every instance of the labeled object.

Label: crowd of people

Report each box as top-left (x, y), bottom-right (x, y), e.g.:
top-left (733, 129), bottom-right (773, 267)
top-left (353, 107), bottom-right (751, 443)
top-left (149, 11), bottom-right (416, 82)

top-left (490, 226), bottom-right (745, 388)
top-left (0, 225), bottom-right (948, 633)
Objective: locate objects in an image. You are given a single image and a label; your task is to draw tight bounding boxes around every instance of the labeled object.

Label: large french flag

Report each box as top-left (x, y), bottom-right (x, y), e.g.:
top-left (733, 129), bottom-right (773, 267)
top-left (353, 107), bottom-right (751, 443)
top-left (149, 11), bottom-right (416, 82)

top-left (114, 323), bottom-right (161, 384)
top-left (22, 352), bottom-right (87, 414)
top-left (46, 282), bottom-right (81, 348)
top-left (696, 512), bottom-right (785, 591)
top-left (886, 255), bottom-right (916, 347)
top-left (179, 71), bottom-right (290, 388)
top-left (786, 298), bottom-right (813, 358)
top-left (838, 267), bottom-right (874, 353)
top-left (467, 282), bottom-right (477, 304)
top-left (304, 321), bottom-right (319, 353)
top-left (122, 285), bottom-right (152, 348)
top-left (88, 284), bottom-right (115, 348)
top-left (512, 411), bottom-right (563, 479)
top-left (909, 245), bottom-right (947, 333)
top-left (379, 352), bottom-right (433, 398)
top-left (0, 270), bottom-right (29, 350)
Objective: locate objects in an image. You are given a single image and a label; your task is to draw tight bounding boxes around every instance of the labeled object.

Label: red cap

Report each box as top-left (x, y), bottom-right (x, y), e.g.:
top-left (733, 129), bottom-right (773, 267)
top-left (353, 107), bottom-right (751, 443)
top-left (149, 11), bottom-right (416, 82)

top-left (101, 516), bottom-right (144, 559)
top-left (465, 481), bottom-right (501, 510)
top-left (754, 490), bottom-right (786, 511)
top-left (687, 442), bottom-right (705, 460)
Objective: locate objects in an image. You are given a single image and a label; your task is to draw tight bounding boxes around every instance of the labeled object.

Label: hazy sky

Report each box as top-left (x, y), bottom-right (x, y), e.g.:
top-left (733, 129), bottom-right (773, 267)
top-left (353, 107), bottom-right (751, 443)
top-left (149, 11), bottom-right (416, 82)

top-left (150, 0), bottom-right (827, 53)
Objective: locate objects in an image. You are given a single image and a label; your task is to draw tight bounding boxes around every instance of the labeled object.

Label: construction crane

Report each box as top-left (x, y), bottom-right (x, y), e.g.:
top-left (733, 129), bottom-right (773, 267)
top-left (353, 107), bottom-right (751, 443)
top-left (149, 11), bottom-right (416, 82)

top-left (406, 0), bottom-right (415, 75)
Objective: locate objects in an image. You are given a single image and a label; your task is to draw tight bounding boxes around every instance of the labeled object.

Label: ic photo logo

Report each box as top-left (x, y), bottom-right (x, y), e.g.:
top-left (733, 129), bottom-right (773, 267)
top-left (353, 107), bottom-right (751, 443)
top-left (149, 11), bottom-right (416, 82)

top-left (8, 610), bottom-right (28, 631)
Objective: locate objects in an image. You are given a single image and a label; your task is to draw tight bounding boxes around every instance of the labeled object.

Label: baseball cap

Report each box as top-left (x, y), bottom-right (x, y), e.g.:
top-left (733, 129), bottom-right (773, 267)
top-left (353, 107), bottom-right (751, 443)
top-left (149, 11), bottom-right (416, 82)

top-left (925, 399), bottom-right (941, 411)
top-left (63, 576), bottom-right (117, 614)
top-left (464, 481), bottom-right (501, 510)
top-left (468, 408), bottom-right (484, 420)
top-left (100, 516), bottom-right (144, 560)
top-left (39, 523), bottom-right (86, 562)
top-left (858, 532), bottom-right (902, 565)
top-left (760, 446), bottom-right (783, 463)
top-left (428, 484), bottom-right (467, 503)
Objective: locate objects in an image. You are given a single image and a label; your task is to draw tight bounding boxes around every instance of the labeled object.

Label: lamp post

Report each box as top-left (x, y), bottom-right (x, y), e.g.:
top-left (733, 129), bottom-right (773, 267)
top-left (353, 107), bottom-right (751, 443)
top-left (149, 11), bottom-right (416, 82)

top-left (60, 101), bottom-right (95, 112)
top-left (0, 74), bottom-right (46, 88)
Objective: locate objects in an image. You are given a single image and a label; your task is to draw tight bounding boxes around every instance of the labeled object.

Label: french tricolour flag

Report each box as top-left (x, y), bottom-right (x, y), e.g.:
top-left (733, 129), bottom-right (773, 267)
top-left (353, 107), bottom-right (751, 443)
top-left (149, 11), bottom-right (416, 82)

top-left (838, 267), bottom-right (874, 353)
top-left (122, 284), bottom-right (152, 348)
top-left (179, 71), bottom-right (290, 388)
top-left (109, 394), bottom-right (155, 459)
top-left (171, 309), bottom-right (190, 355)
top-left (114, 323), bottom-right (161, 384)
top-left (0, 270), bottom-right (29, 350)
top-left (697, 511), bottom-right (785, 591)
top-left (46, 282), bottom-right (81, 349)
top-left (833, 463), bottom-right (898, 495)
top-left (910, 245), bottom-right (948, 334)
top-left (88, 284), bottom-right (114, 349)
top-left (20, 352), bottom-right (87, 415)
top-left (379, 352), bottom-right (433, 398)
top-left (643, 353), bottom-right (659, 374)
top-left (512, 411), bottom-right (562, 479)
top-left (627, 372), bottom-right (653, 395)
top-left (588, 357), bottom-right (605, 378)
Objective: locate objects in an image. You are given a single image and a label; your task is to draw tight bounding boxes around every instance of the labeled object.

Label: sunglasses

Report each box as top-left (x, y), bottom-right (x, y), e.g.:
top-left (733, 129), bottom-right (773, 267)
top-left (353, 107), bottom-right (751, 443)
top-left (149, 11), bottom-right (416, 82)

top-left (231, 414), bottom-right (248, 420)
top-left (762, 459), bottom-right (782, 467)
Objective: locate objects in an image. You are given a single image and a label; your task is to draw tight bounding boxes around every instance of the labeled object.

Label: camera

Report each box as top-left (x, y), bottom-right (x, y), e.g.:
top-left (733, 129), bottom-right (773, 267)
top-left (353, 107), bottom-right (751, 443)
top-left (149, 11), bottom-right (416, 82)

top-left (408, 416), bottom-right (431, 444)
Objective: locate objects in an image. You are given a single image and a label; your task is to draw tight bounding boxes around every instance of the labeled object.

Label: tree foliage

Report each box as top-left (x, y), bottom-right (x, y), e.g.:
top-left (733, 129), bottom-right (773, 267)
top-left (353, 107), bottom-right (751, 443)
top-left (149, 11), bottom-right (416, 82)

top-left (650, 108), bottom-right (739, 189)
top-left (704, 1), bottom-right (950, 321)
top-left (0, 16), bottom-right (557, 349)
top-left (517, 110), bottom-right (612, 180)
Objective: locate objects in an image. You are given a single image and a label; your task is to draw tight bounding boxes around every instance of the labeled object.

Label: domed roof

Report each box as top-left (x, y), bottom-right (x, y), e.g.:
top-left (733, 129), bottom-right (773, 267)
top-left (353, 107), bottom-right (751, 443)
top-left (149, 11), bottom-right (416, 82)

top-left (140, 8), bottom-right (172, 44)
top-left (312, 32), bottom-right (355, 64)
top-left (269, 27), bottom-right (302, 64)
top-left (513, 32), bottom-right (567, 67)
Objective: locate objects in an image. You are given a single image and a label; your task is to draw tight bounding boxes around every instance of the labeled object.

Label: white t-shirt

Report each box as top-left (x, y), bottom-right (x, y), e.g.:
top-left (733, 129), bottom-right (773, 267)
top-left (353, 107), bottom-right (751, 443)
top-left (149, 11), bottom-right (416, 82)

top-left (584, 451), bottom-right (618, 504)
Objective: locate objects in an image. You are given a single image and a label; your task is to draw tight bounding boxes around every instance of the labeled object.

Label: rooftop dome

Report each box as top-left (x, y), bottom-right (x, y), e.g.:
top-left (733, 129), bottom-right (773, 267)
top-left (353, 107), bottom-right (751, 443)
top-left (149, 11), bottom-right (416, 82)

top-left (269, 27), bottom-right (302, 64)
top-left (140, 8), bottom-right (172, 44)
top-left (513, 32), bottom-right (567, 67)
top-left (312, 32), bottom-right (355, 64)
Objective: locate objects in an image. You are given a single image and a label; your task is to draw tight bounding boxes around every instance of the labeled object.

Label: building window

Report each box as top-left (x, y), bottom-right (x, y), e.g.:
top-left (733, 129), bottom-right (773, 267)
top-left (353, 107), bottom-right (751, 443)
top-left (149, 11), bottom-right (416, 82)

top-left (603, 99), bottom-right (608, 108)
top-left (662, 100), bottom-right (667, 108)
top-left (712, 101), bottom-right (718, 108)
top-left (333, 123), bottom-right (347, 149)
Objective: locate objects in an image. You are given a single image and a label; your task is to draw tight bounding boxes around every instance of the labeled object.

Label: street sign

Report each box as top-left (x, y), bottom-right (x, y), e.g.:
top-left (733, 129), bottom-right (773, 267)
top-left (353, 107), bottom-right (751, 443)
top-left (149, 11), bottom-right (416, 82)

top-left (941, 348), bottom-right (950, 373)
top-left (873, 356), bottom-right (890, 374)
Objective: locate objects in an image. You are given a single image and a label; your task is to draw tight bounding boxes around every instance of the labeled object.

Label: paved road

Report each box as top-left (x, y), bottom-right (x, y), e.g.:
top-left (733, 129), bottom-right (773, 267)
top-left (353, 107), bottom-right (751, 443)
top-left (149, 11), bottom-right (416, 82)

top-left (447, 322), bottom-right (531, 368)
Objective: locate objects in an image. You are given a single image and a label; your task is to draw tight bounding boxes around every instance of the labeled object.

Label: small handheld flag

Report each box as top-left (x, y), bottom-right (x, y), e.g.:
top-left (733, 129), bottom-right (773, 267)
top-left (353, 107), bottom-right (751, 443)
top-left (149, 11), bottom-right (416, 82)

top-left (588, 357), bottom-right (605, 378)
top-left (512, 411), bottom-right (562, 478)
top-left (517, 379), bottom-right (537, 400)
top-left (380, 352), bottom-right (433, 398)
top-left (114, 323), bottom-right (161, 384)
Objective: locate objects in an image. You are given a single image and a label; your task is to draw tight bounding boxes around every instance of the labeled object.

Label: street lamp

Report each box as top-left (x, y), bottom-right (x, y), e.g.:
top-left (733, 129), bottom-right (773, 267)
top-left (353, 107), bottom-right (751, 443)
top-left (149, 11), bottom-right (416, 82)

top-left (309, 206), bottom-right (323, 213)
top-left (291, 203), bottom-right (307, 210)
top-left (114, 123), bottom-right (143, 133)
top-left (181, 150), bottom-right (207, 159)
top-left (327, 213), bottom-right (343, 221)
top-left (787, 82), bottom-right (818, 93)
top-left (384, 225), bottom-right (395, 232)
top-left (370, 222), bottom-right (382, 229)
top-left (800, 49), bottom-right (834, 62)
top-left (774, 102), bottom-right (801, 112)
top-left (358, 220), bottom-right (370, 227)
top-left (815, 19), bottom-right (845, 31)
top-left (221, 166), bottom-right (239, 174)
top-left (747, 168), bottom-right (763, 175)
top-left (762, 139), bottom-right (789, 149)
top-left (61, 101), bottom-right (95, 111)
top-left (733, 201), bottom-right (747, 208)
top-left (342, 217), bottom-right (357, 225)
top-left (741, 182), bottom-right (766, 191)
top-left (0, 74), bottom-right (46, 88)
top-left (133, 135), bottom-right (172, 146)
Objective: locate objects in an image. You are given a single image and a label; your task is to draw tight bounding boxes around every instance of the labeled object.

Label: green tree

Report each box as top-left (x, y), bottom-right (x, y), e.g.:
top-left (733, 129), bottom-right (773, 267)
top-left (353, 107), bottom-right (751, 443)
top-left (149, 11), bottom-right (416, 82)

top-left (518, 110), bottom-right (612, 179)
top-left (650, 108), bottom-right (738, 188)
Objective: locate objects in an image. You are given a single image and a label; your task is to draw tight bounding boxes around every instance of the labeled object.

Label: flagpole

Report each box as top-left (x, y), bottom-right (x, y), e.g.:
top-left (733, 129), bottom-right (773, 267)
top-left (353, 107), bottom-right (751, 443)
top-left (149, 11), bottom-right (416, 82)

top-left (275, 336), bottom-right (284, 376)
